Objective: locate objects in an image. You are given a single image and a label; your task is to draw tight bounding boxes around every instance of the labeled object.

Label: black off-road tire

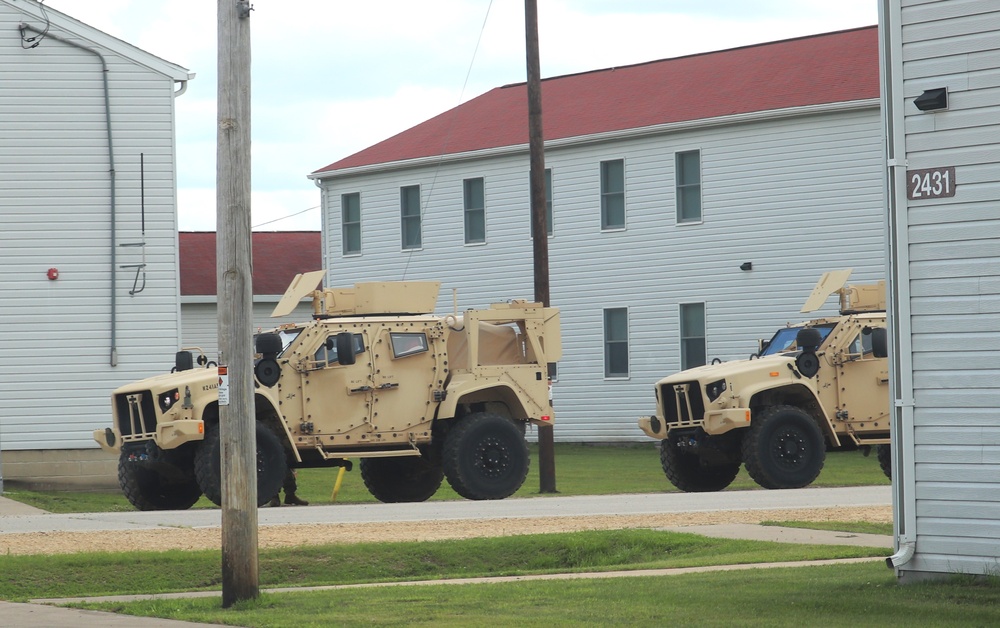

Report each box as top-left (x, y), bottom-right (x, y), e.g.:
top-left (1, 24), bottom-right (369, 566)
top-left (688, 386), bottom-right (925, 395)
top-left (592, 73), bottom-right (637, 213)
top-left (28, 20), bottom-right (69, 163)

top-left (194, 422), bottom-right (287, 507)
top-left (360, 455), bottom-right (444, 503)
top-left (442, 412), bottom-right (530, 500)
top-left (876, 443), bottom-right (892, 480)
top-left (659, 434), bottom-right (741, 493)
top-left (118, 451), bottom-right (202, 511)
top-left (742, 405), bottom-right (826, 489)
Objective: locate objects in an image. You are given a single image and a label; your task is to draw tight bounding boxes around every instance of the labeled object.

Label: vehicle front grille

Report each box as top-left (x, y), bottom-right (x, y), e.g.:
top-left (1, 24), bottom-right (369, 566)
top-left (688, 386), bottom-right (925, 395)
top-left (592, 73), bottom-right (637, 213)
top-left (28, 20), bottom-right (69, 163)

top-left (114, 391), bottom-right (158, 439)
top-left (658, 381), bottom-right (706, 427)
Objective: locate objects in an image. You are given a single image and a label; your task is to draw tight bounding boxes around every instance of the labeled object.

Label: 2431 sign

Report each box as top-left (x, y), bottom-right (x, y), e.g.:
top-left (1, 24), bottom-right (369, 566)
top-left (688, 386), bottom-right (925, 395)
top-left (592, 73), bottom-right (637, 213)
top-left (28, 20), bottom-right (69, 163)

top-left (907, 166), bottom-right (956, 200)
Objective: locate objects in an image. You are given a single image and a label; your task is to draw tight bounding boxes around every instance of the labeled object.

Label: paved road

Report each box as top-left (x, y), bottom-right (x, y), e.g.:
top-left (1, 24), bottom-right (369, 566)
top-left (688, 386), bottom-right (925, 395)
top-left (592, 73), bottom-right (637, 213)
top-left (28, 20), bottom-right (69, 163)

top-left (0, 486), bottom-right (891, 535)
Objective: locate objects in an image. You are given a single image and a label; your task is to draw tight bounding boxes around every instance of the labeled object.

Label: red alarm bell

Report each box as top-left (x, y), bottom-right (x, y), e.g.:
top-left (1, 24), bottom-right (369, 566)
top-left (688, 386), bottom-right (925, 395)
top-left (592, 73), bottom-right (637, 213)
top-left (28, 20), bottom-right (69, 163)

top-left (47, 268), bottom-right (59, 280)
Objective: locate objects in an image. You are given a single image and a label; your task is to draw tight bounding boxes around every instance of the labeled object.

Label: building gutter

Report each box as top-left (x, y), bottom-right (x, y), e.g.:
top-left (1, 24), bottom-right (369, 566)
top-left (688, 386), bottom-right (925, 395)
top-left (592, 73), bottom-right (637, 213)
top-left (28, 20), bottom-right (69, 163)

top-left (310, 98), bottom-right (880, 181)
top-left (20, 23), bottom-right (120, 365)
top-left (878, 0), bottom-right (918, 570)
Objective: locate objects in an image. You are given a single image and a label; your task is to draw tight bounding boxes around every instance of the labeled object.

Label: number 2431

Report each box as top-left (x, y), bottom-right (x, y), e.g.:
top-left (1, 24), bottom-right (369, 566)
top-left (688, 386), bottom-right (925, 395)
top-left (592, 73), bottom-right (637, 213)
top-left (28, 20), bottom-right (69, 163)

top-left (907, 166), bottom-right (956, 200)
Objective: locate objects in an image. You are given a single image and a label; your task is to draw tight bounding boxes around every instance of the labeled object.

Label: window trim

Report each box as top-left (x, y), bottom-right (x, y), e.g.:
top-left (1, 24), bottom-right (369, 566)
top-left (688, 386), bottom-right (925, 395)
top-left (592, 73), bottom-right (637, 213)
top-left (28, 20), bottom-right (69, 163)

top-left (675, 149), bottom-right (703, 225)
top-left (400, 184), bottom-right (422, 251)
top-left (463, 177), bottom-right (487, 245)
top-left (600, 157), bottom-right (628, 232)
top-left (603, 306), bottom-right (630, 380)
top-left (679, 301), bottom-right (707, 370)
top-left (341, 192), bottom-right (362, 256)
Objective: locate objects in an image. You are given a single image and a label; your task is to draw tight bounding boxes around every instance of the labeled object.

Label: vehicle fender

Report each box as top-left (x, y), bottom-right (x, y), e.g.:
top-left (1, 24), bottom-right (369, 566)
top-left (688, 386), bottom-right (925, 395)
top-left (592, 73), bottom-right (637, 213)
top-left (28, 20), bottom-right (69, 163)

top-left (745, 381), bottom-right (841, 447)
top-left (437, 374), bottom-right (534, 422)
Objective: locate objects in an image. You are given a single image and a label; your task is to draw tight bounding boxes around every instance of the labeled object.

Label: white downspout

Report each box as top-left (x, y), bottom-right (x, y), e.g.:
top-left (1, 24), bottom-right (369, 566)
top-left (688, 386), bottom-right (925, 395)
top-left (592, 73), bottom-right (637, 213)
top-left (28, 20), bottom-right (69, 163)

top-left (878, 0), bottom-right (919, 570)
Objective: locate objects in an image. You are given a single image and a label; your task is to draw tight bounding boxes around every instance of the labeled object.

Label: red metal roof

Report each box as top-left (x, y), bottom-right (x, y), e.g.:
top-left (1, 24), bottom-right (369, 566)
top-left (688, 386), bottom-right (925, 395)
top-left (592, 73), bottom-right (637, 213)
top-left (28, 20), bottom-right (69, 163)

top-left (314, 26), bottom-right (879, 175)
top-left (179, 231), bottom-right (322, 296)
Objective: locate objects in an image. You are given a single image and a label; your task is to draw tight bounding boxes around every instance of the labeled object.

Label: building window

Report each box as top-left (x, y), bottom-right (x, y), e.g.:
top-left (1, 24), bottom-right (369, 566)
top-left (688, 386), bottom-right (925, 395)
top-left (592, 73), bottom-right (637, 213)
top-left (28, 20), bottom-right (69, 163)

top-left (601, 159), bottom-right (625, 230)
top-left (400, 185), bottom-right (421, 250)
top-left (604, 307), bottom-right (629, 378)
top-left (676, 150), bottom-right (702, 223)
top-left (680, 302), bottom-right (706, 369)
top-left (464, 177), bottom-right (486, 244)
top-left (341, 193), bottom-right (361, 255)
top-left (530, 168), bottom-right (554, 238)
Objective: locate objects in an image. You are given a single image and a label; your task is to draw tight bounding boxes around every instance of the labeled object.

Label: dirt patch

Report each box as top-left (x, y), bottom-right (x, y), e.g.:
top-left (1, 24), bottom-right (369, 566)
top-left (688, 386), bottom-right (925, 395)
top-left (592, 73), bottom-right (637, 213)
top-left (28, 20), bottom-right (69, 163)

top-left (0, 506), bottom-right (891, 556)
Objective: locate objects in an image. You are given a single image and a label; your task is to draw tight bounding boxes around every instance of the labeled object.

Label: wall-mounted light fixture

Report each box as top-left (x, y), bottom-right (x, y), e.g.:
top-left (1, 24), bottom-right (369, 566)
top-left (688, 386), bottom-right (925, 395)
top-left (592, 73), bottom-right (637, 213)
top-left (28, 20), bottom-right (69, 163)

top-left (914, 87), bottom-right (948, 112)
top-left (740, 262), bottom-right (752, 271)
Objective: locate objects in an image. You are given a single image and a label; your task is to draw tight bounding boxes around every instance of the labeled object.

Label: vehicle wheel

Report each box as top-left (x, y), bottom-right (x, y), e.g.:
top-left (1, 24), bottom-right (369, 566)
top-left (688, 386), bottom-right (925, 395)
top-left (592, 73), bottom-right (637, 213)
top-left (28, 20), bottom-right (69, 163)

top-left (360, 455), bottom-right (444, 503)
top-left (194, 422), bottom-right (287, 507)
top-left (118, 451), bottom-right (202, 511)
top-left (742, 405), bottom-right (825, 489)
top-left (442, 412), bottom-right (529, 500)
top-left (659, 434), bottom-right (740, 492)
top-left (876, 443), bottom-right (892, 480)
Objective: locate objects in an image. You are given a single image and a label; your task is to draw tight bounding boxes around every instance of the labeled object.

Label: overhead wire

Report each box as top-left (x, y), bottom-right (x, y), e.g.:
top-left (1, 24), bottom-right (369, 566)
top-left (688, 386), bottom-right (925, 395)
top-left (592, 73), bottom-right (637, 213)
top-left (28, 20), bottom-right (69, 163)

top-left (400, 0), bottom-right (494, 280)
top-left (251, 205), bottom-right (320, 229)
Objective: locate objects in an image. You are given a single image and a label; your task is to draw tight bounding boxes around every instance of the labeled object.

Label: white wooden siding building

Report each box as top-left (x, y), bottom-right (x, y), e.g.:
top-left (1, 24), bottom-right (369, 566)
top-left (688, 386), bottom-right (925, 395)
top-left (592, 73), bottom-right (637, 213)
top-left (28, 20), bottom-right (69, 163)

top-left (179, 232), bottom-right (320, 359)
top-left (0, 0), bottom-right (191, 487)
top-left (310, 28), bottom-right (887, 441)
top-left (881, 0), bottom-right (1000, 582)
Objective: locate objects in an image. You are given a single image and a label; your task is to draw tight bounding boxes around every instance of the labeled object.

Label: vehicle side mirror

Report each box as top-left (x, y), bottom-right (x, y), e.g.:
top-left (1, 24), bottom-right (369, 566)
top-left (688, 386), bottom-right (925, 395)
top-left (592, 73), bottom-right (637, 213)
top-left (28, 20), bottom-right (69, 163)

top-left (336, 332), bottom-right (356, 366)
top-left (870, 327), bottom-right (888, 358)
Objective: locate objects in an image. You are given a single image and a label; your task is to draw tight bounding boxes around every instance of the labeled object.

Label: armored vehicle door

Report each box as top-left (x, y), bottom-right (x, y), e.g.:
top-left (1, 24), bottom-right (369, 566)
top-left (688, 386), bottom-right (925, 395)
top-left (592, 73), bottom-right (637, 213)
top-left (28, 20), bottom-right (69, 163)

top-left (831, 323), bottom-right (890, 433)
top-left (368, 321), bottom-right (447, 437)
top-left (297, 329), bottom-right (375, 439)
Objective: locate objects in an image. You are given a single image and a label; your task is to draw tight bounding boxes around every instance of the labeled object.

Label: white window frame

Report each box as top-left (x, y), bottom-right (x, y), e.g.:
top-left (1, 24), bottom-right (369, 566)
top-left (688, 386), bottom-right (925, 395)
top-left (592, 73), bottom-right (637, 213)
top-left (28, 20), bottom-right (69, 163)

top-left (680, 302), bottom-right (707, 370)
top-left (400, 185), bottom-right (422, 251)
top-left (603, 306), bottom-right (630, 379)
top-left (675, 149), bottom-right (703, 225)
top-left (463, 177), bottom-right (487, 245)
top-left (341, 192), bottom-right (361, 256)
top-left (600, 158), bottom-right (626, 231)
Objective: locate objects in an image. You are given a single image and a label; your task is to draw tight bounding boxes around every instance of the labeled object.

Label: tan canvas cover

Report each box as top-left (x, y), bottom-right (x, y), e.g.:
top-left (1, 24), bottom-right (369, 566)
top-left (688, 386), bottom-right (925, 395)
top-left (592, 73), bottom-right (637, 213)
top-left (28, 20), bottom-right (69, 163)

top-left (447, 321), bottom-right (525, 370)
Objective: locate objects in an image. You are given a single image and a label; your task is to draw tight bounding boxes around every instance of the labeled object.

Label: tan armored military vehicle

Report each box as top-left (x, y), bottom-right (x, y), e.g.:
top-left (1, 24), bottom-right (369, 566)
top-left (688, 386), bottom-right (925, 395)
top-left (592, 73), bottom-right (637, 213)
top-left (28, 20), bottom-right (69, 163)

top-left (638, 270), bottom-right (890, 492)
top-left (94, 272), bottom-right (560, 510)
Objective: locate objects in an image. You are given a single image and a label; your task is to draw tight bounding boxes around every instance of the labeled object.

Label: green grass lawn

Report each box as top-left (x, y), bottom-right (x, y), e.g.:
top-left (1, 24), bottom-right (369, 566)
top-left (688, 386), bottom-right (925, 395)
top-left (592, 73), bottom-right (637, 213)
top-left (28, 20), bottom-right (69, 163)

top-left (78, 562), bottom-right (1000, 627)
top-left (3, 444), bottom-right (890, 514)
top-left (1, 530), bottom-right (885, 602)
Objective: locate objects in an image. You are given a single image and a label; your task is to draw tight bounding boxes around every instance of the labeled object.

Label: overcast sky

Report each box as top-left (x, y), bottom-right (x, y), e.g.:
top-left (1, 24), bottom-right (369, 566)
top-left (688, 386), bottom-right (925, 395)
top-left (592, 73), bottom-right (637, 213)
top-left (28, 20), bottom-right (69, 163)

top-left (41, 0), bottom-right (878, 232)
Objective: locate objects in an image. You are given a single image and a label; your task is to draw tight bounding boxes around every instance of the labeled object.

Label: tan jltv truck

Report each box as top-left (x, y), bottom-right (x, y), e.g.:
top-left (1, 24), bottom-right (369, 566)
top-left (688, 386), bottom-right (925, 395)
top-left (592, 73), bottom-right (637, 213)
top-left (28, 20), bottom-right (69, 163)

top-left (95, 272), bottom-right (560, 510)
top-left (638, 270), bottom-right (890, 492)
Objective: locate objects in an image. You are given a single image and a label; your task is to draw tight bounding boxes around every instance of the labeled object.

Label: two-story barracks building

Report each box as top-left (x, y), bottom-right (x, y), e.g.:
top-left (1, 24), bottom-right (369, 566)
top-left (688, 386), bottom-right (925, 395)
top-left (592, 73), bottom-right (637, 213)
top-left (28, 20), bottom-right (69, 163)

top-left (308, 27), bottom-right (887, 441)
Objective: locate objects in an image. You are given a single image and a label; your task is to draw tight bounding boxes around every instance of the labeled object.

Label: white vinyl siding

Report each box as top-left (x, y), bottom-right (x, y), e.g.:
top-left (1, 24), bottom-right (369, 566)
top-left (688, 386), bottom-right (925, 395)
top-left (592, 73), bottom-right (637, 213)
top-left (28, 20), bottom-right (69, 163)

top-left (318, 106), bottom-right (884, 441)
top-left (884, 0), bottom-right (1000, 581)
top-left (0, 1), bottom-right (189, 450)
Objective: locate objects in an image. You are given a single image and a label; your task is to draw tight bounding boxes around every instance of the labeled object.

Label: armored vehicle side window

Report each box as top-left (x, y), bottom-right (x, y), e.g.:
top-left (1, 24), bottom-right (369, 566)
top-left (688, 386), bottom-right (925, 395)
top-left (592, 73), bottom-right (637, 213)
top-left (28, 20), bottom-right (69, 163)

top-left (314, 333), bottom-right (365, 366)
top-left (847, 331), bottom-right (875, 357)
top-left (390, 332), bottom-right (428, 358)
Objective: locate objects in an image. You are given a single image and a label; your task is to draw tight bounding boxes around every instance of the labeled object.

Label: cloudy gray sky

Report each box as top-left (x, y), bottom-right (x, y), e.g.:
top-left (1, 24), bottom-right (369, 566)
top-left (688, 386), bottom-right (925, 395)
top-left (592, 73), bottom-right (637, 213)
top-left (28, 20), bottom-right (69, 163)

top-left (42, 0), bottom-right (878, 231)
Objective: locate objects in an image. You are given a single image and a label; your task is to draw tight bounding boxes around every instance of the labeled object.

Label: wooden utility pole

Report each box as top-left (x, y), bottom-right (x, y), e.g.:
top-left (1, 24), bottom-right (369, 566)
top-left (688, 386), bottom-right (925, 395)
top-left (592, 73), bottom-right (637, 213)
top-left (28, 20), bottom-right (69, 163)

top-left (525, 0), bottom-right (556, 493)
top-left (217, 0), bottom-right (258, 607)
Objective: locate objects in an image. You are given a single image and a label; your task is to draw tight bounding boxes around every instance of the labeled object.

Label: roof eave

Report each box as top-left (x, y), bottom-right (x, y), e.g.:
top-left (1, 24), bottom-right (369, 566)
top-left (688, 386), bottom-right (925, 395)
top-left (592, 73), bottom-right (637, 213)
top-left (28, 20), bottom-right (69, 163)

top-left (309, 98), bottom-right (880, 181)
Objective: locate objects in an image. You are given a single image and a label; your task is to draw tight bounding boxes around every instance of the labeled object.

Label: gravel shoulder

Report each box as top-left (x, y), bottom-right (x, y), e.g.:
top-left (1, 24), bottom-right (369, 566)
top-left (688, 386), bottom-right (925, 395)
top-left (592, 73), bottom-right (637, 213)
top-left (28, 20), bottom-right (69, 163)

top-left (0, 505), bottom-right (892, 556)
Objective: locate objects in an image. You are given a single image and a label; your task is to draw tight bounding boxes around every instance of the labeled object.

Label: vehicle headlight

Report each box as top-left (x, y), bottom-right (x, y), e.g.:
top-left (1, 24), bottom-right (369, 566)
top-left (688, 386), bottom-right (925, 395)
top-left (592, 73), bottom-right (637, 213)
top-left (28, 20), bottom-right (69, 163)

top-left (158, 389), bottom-right (180, 413)
top-left (705, 379), bottom-right (727, 402)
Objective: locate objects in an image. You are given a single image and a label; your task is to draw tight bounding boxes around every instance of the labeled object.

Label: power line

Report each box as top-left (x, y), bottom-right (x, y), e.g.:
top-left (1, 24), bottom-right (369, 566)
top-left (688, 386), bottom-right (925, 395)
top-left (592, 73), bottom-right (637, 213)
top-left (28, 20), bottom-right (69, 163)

top-left (251, 205), bottom-right (320, 229)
